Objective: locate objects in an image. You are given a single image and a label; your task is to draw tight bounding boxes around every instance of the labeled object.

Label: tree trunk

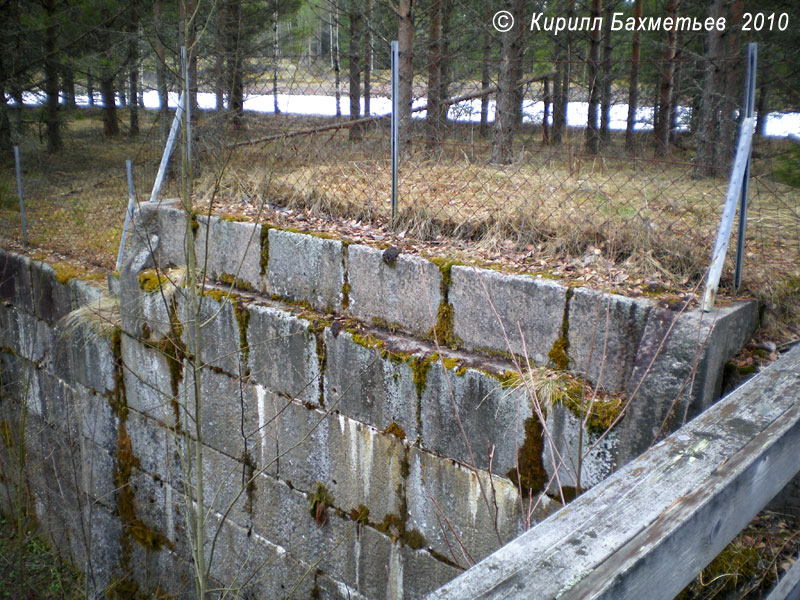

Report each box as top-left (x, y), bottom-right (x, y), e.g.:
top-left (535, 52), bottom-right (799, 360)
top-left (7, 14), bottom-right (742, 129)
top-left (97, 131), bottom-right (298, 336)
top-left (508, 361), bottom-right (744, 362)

top-left (491, 0), bottom-right (524, 164)
top-left (425, 0), bottom-right (444, 146)
top-left (693, 0), bottom-right (725, 177)
top-left (44, 0), bottom-right (62, 153)
top-left (348, 0), bottom-right (363, 141)
top-left (584, 0), bottom-right (602, 155)
top-left (87, 67), bottom-right (95, 107)
top-left (180, 0), bottom-right (198, 117)
top-left (397, 0), bottom-right (414, 152)
top-left (273, 1), bottom-right (281, 114)
top-left (625, 0), bottom-right (642, 149)
top-left (226, 0), bottom-right (244, 127)
top-left (63, 64), bottom-right (76, 110)
top-left (363, 0), bottom-right (372, 118)
top-left (654, 0), bottom-right (680, 157)
top-left (719, 0), bottom-right (743, 164)
top-left (542, 76), bottom-right (551, 145)
top-left (128, 5), bottom-right (140, 136)
top-left (553, 0), bottom-right (574, 145)
top-left (669, 34), bottom-right (684, 143)
top-left (479, 2), bottom-right (492, 138)
top-left (100, 75), bottom-right (119, 136)
top-left (333, 0), bottom-right (341, 118)
top-left (0, 53), bottom-right (11, 158)
top-left (214, 6), bottom-right (225, 111)
top-left (154, 0), bottom-right (170, 142)
top-left (600, 0), bottom-right (614, 146)
top-left (756, 78), bottom-right (768, 137)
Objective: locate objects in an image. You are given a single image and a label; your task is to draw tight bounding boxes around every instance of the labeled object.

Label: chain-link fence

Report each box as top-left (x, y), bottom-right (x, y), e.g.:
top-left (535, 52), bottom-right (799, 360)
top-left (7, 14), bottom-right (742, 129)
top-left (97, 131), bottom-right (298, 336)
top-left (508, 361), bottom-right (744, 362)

top-left (2, 46), bottom-right (798, 334)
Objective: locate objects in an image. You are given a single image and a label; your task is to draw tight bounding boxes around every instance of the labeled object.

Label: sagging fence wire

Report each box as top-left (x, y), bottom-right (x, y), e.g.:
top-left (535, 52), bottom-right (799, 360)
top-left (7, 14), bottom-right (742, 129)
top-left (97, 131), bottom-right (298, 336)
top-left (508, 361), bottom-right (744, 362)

top-left (0, 49), bottom-right (798, 335)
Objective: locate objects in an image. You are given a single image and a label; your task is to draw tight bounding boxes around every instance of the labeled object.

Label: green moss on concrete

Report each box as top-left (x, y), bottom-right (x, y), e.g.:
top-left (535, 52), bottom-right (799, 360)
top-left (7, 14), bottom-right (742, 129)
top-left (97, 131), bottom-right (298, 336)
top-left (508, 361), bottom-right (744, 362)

top-left (232, 299), bottom-right (251, 377)
top-left (259, 224), bottom-right (272, 275)
top-left (349, 505), bottom-right (370, 524)
top-left (137, 269), bottom-right (169, 293)
top-left (383, 422), bottom-right (407, 439)
top-left (548, 287), bottom-right (573, 370)
top-left (506, 416), bottom-right (546, 496)
top-left (219, 271), bottom-right (253, 292)
top-left (309, 482), bottom-right (335, 527)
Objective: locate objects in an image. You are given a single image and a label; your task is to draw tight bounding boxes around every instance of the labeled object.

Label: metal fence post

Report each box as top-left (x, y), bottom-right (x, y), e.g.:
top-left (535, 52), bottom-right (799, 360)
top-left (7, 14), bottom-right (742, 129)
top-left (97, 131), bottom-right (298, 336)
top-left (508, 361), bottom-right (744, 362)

top-left (734, 42), bottom-right (758, 292)
top-left (116, 160), bottom-right (137, 271)
top-left (391, 40), bottom-right (399, 225)
top-left (149, 92), bottom-right (185, 203)
top-left (13, 146), bottom-right (28, 246)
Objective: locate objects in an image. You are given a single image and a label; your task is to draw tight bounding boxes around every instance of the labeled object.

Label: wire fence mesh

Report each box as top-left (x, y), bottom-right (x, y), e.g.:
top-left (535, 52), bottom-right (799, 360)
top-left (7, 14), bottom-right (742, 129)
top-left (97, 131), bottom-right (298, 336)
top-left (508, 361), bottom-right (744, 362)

top-left (1, 47), bottom-right (798, 334)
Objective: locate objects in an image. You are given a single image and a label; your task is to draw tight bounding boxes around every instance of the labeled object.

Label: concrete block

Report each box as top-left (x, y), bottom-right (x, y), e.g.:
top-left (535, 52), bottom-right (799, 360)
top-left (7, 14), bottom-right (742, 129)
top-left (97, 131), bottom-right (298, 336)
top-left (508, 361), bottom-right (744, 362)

top-left (259, 396), bottom-right (405, 522)
top-left (181, 292), bottom-right (246, 378)
top-left (541, 404), bottom-right (618, 491)
top-left (0, 248), bottom-right (33, 311)
top-left (131, 202), bottom-right (187, 268)
top-left (348, 244), bottom-right (442, 335)
top-left (0, 302), bottom-right (54, 363)
top-left (399, 543), bottom-right (464, 599)
top-left (324, 327), bottom-right (419, 440)
top-left (250, 471), bottom-right (397, 596)
top-left (450, 267), bottom-right (566, 364)
top-left (203, 217), bottom-right (266, 293)
top-left (268, 228), bottom-right (344, 311)
top-left (566, 288), bottom-right (650, 393)
top-left (420, 364), bottom-right (529, 475)
top-left (121, 335), bottom-right (177, 427)
top-left (256, 387), bottom-right (406, 521)
top-left (619, 301), bottom-right (759, 465)
top-left (179, 367), bottom-right (259, 462)
top-left (406, 446), bottom-right (538, 565)
top-left (207, 508), bottom-right (332, 599)
top-left (125, 408), bottom-right (176, 483)
top-left (80, 439), bottom-right (117, 509)
top-left (248, 303), bottom-right (321, 405)
top-left (71, 278), bottom-right (103, 309)
top-left (52, 317), bottom-right (115, 394)
top-left (29, 260), bottom-right (74, 324)
top-left (155, 206), bottom-right (188, 268)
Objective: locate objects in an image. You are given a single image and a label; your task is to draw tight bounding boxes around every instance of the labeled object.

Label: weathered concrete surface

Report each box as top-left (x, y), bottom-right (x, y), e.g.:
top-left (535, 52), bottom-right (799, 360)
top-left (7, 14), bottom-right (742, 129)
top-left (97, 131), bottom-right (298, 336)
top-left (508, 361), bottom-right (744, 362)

top-left (0, 249), bottom-right (34, 311)
top-left (134, 202), bottom-right (191, 268)
top-left (348, 244), bottom-right (442, 335)
top-left (121, 335), bottom-right (177, 426)
top-left (541, 404), bottom-right (619, 490)
top-left (247, 303), bottom-right (321, 406)
top-left (617, 301), bottom-right (758, 465)
top-left (254, 384), bottom-right (407, 522)
top-left (0, 235), bottom-right (769, 600)
top-left (426, 344), bottom-right (800, 600)
top-left (450, 267), bottom-right (566, 365)
top-left (405, 446), bottom-right (538, 565)
top-left (324, 327), bottom-right (419, 440)
top-left (268, 229), bottom-right (345, 311)
top-left (566, 288), bottom-right (650, 393)
top-left (179, 366), bottom-right (260, 461)
top-left (180, 291), bottom-right (246, 377)
top-left (201, 216), bottom-right (266, 293)
top-left (419, 364), bottom-right (527, 476)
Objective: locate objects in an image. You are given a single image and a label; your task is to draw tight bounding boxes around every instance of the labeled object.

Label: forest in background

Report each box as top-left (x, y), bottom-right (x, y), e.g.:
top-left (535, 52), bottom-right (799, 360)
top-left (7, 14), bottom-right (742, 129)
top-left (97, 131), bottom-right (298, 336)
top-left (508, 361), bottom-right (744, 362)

top-left (2, 0), bottom-right (800, 175)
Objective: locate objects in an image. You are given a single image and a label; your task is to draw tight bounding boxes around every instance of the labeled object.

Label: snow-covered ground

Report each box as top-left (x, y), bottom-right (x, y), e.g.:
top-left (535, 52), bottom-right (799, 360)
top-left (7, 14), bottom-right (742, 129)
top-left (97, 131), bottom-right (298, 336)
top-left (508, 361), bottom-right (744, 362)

top-left (11, 89), bottom-right (800, 138)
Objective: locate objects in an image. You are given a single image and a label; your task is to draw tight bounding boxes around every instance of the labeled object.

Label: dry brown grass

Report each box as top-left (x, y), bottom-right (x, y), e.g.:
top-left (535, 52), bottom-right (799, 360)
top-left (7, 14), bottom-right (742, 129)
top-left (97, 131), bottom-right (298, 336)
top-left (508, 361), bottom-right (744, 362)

top-left (2, 108), bottom-right (798, 338)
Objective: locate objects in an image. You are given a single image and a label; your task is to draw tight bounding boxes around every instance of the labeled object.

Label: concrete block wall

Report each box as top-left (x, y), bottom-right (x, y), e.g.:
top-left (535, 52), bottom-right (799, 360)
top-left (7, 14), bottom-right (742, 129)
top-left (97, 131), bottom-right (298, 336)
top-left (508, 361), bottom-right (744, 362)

top-left (138, 203), bottom-right (758, 462)
top-left (0, 190), bottom-right (760, 599)
top-left (3, 245), bottom-right (576, 598)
